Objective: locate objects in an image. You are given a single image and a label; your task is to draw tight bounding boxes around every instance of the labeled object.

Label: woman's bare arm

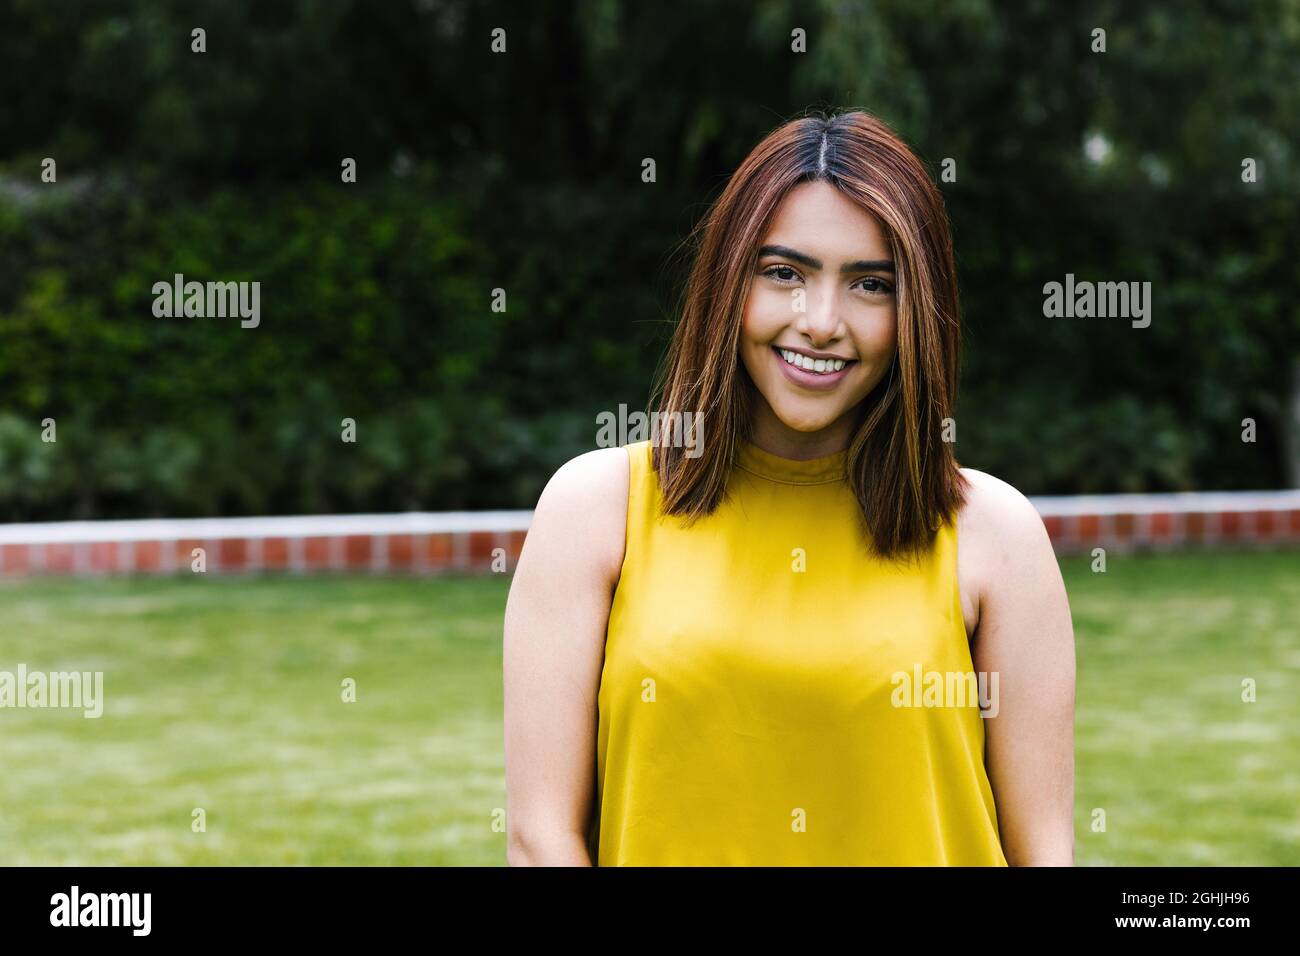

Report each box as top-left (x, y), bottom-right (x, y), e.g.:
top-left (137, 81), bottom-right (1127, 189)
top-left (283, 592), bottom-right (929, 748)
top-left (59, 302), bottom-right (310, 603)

top-left (502, 447), bottom-right (629, 865)
top-left (959, 468), bottom-right (1077, 866)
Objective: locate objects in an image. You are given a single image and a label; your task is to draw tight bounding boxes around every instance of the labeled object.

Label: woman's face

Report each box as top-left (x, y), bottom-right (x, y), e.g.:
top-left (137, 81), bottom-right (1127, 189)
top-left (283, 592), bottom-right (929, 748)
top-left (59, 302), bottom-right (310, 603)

top-left (739, 179), bottom-right (898, 451)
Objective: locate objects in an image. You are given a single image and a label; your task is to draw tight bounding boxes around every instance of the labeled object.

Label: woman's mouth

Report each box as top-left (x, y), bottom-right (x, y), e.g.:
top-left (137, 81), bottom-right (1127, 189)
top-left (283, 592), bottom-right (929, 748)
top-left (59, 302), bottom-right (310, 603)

top-left (772, 346), bottom-right (855, 389)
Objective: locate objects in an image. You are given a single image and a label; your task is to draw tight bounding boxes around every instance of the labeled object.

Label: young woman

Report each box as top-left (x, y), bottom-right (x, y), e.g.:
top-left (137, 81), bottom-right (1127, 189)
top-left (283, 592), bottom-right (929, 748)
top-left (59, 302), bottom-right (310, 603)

top-left (503, 110), bottom-right (1076, 866)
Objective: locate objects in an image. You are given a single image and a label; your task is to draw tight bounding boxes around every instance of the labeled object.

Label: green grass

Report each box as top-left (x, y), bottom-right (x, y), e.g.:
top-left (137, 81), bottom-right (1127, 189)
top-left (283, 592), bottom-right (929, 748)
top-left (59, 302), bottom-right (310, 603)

top-left (1067, 549), bottom-right (1300, 865)
top-left (0, 574), bottom-right (511, 865)
top-left (0, 549), bottom-right (1296, 865)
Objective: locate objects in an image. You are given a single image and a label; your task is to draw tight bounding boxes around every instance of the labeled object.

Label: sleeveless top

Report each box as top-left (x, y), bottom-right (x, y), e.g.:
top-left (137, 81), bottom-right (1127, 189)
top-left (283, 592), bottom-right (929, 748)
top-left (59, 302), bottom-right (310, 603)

top-left (589, 438), bottom-right (1007, 866)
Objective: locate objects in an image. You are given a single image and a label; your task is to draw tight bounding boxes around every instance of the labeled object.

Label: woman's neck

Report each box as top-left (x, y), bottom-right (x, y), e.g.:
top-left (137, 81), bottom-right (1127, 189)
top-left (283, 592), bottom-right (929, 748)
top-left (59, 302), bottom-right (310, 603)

top-left (747, 399), bottom-right (858, 461)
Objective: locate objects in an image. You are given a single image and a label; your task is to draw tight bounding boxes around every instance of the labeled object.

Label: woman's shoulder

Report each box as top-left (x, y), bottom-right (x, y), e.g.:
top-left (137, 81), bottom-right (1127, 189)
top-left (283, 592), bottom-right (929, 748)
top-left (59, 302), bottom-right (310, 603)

top-left (527, 445), bottom-right (636, 580)
top-left (957, 467), bottom-right (1043, 529)
top-left (955, 466), bottom-right (1056, 580)
top-left (536, 445), bottom-right (633, 516)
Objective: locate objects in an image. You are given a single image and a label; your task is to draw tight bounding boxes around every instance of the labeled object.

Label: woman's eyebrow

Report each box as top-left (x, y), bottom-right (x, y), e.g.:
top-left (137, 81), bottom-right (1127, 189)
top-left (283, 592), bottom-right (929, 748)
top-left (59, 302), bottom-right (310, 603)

top-left (758, 244), bottom-right (895, 273)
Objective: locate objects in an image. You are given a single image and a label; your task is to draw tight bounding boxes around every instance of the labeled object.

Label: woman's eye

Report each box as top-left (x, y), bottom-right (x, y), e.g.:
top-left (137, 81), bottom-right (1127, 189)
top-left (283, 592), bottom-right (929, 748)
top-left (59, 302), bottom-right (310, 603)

top-left (762, 264), bottom-right (800, 283)
top-left (858, 276), bottom-right (894, 295)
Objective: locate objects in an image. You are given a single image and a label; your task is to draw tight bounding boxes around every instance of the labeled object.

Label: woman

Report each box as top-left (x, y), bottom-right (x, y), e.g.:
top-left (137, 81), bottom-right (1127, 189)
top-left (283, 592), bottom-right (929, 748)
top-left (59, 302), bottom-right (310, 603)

top-left (503, 110), bottom-right (1075, 866)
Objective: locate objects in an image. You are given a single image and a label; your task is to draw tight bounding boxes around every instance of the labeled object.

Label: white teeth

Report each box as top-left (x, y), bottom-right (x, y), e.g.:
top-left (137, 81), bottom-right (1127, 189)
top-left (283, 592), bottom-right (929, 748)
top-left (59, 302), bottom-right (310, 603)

top-left (778, 349), bottom-right (849, 374)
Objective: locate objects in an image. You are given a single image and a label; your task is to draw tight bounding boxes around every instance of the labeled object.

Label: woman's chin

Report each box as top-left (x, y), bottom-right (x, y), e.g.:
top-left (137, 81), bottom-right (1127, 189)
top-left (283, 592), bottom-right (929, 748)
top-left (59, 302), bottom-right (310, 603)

top-left (770, 408), bottom-right (843, 434)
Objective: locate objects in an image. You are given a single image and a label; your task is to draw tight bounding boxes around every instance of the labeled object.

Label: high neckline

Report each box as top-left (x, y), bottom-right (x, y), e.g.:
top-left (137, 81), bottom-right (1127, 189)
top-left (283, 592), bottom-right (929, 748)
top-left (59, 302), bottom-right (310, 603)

top-left (734, 439), bottom-right (848, 485)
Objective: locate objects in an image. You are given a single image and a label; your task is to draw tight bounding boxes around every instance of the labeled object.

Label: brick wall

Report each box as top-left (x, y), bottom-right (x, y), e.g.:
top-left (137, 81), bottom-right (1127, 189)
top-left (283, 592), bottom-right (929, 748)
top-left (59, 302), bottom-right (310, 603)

top-left (0, 513), bottom-right (531, 577)
top-left (1031, 490), bottom-right (1300, 555)
top-left (0, 492), bottom-right (1297, 578)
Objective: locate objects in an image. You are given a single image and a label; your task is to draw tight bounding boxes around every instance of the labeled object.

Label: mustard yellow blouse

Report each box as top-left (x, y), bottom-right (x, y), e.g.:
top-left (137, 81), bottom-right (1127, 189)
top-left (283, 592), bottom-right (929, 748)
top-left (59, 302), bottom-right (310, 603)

top-left (590, 438), bottom-right (1007, 865)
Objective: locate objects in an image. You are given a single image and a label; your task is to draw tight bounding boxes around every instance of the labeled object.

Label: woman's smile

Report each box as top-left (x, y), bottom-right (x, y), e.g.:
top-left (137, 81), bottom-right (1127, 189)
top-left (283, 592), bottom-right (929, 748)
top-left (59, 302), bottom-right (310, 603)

top-left (771, 344), bottom-right (856, 390)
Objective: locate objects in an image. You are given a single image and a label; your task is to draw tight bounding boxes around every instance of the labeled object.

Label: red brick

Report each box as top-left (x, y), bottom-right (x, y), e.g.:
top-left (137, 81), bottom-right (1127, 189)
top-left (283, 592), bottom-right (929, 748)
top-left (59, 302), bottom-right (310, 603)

top-left (45, 543), bottom-right (75, 573)
top-left (344, 535), bottom-right (372, 569)
top-left (469, 531), bottom-right (496, 563)
top-left (89, 541), bottom-right (117, 572)
top-left (1255, 510), bottom-right (1275, 537)
top-left (1185, 513), bottom-right (1207, 541)
top-left (1290, 510), bottom-right (1300, 536)
top-left (1077, 514), bottom-right (1101, 540)
top-left (387, 534), bottom-right (415, 569)
top-left (1150, 512), bottom-right (1174, 538)
top-left (263, 537), bottom-right (289, 569)
top-left (1, 544), bottom-right (29, 575)
top-left (1219, 512), bottom-right (1242, 538)
top-left (303, 537), bottom-right (332, 569)
top-left (1114, 513), bottom-right (1136, 539)
top-left (219, 538), bottom-right (248, 570)
top-left (426, 534), bottom-right (453, 569)
top-left (134, 540), bottom-right (161, 572)
top-left (175, 539), bottom-right (205, 570)
top-left (1042, 515), bottom-right (1063, 540)
top-left (508, 529), bottom-right (527, 558)
top-left (426, 535), bottom-right (452, 572)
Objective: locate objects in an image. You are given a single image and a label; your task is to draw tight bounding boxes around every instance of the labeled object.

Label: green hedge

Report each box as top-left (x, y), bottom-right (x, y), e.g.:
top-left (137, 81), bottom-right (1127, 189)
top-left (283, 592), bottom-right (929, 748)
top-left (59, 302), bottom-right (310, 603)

top-left (0, 0), bottom-right (1296, 519)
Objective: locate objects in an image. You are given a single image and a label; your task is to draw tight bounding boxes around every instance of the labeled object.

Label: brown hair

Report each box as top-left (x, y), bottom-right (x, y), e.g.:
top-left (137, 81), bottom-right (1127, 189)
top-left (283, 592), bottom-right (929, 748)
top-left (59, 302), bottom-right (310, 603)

top-left (650, 109), bottom-right (967, 560)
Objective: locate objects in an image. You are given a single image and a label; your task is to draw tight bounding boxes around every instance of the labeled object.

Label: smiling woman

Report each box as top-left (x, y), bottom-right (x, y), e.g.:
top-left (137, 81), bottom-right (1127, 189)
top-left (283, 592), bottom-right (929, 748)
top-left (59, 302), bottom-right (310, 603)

top-left (503, 110), bottom-right (1076, 867)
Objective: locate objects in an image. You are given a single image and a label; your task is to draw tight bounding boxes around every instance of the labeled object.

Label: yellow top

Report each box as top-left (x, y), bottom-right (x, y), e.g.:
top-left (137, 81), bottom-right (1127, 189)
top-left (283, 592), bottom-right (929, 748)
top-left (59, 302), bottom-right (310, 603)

top-left (590, 439), bottom-right (1007, 866)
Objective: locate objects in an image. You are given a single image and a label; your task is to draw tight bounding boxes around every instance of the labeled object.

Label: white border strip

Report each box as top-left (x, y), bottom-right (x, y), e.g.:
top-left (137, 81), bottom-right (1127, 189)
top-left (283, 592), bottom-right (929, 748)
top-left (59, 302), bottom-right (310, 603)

top-left (0, 511), bottom-right (534, 545)
top-left (0, 490), bottom-right (1296, 545)
top-left (1028, 490), bottom-right (1300, 517)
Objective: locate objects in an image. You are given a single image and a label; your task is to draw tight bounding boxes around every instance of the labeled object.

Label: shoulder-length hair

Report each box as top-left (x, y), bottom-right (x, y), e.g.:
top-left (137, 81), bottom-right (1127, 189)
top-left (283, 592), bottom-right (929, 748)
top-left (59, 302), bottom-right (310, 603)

top-left (651, 109), bottom-right (967, 561)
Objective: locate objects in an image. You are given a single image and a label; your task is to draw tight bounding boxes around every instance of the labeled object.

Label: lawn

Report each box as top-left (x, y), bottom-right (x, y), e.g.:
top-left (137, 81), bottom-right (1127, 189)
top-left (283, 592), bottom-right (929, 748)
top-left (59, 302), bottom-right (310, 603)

top-left (0, 549), bottom-right (1296, 865)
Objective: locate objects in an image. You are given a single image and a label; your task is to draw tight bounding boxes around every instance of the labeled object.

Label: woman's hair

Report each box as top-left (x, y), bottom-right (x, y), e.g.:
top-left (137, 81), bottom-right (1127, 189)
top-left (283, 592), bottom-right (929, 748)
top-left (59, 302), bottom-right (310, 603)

top-left (650, 109), bottom-right (966, 561)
